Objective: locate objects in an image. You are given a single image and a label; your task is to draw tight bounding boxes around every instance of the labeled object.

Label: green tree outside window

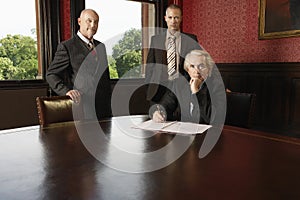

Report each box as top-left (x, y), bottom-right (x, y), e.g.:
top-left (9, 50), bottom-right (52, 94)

top-left (0, 34), bottom-right (38, 80)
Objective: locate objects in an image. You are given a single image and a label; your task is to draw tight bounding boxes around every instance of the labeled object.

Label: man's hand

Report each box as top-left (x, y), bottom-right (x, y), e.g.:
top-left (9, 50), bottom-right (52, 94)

top-left (190, 78), bottom-right (204, 94)
top-left (153, 110), bottom-right (166, 123)
top-left (66, 90), bottom-right (81, 104)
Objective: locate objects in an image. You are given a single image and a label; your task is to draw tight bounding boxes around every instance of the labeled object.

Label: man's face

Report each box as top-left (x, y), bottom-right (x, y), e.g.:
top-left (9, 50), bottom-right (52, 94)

top-left (164, 8), bottom-right (182, 32)
top-left (186, 55), bottom-right (209, 80)
top-left (78, 10), bottom-right (99, 40)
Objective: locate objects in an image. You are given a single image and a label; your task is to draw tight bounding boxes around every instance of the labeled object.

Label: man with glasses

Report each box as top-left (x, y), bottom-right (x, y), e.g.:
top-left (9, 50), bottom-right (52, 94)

top-left (150, 50), bottom-right (214, 124)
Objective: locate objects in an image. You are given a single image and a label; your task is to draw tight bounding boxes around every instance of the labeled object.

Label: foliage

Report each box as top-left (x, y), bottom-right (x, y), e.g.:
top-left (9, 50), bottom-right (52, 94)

top-left (108, 55), bottom-right (118, 79)
top-left (112, 28), bottom-right (142, 78)
top-left (0, 34), bottom-right (38, 80)
top-left (0, 31), bottom-right (143, 80)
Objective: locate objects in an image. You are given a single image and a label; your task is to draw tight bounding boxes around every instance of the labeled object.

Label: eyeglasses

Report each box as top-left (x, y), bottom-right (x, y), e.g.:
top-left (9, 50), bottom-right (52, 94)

top-left (189, 63), bottom-right (207, 70)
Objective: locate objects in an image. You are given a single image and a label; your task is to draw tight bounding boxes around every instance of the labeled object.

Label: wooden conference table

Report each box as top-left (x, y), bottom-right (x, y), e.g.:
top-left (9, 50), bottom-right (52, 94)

top-left (1, 115), bottom-right (300, 200)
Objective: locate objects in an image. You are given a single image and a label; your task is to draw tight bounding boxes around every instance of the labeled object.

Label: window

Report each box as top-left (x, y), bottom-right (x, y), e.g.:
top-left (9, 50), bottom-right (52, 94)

top-left (85, 0), bottom-right (157, 79)
top-left (0, 0), bottom-right (40, 81)
top-left (0, 0), bottom-right (161, 82)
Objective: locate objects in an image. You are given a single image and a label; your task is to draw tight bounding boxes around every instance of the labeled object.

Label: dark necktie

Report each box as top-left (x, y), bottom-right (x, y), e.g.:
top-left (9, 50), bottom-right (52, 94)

top-left (88, 41), bottom-right (97, 59)
top-left (88, 41), bottom-right (94, 50)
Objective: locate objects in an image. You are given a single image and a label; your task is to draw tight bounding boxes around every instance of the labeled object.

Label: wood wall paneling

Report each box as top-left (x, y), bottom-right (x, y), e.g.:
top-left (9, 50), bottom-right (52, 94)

top-left (111, 80), bottom-right (149, 117)
top-left (0, 88), bottom-right (48, 130)
top-left (289, 77), bottom-right (300, 133)
top-left (263, 74), bottom-right (288, 127)
top-left (219, 63), bottom-right (300, 136)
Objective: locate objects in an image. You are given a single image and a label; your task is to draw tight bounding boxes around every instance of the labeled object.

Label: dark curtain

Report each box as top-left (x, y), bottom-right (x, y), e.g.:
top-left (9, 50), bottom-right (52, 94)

top-left (71, 1), bottom-right (85, 37)
top-left (38, 0), bottom-right (60, 77)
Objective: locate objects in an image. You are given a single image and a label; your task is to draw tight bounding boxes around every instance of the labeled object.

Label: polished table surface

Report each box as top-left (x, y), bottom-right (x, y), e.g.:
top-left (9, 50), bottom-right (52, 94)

top-left (1, 115), bottom-right (300, 200)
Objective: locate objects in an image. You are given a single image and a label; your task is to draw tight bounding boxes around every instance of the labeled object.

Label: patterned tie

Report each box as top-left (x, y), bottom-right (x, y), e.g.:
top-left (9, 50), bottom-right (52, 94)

top-left (167, 36), bottom-right (176, 77)
top-left (88, 41), bottom-right (97, 59)
top-left (88, 41), bottom-right (94, 50)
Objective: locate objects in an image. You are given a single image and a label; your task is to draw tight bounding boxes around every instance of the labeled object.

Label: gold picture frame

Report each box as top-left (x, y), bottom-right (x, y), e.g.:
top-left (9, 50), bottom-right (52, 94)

top-left (259, 0), bottom-right (300, 39)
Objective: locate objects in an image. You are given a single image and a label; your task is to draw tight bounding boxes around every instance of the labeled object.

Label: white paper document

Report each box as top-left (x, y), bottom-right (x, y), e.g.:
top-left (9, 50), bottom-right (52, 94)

top-left (132, 120), bottom-right (212, 134)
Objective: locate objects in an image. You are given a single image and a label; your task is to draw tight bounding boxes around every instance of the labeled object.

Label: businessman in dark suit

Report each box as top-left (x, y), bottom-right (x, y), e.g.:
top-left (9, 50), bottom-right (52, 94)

top-left (145, 4), bottom-right (202, 105)
top-left (150, 50), bottom-right (217, 124)
top-left (46, 9), bottom-right (111, 119)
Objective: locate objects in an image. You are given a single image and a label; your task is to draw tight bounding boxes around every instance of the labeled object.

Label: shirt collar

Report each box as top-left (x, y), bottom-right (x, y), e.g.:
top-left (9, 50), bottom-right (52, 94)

top-left (166, 30), bottom-right (181, 39)
top-left (77, 31), bottom-right (93, 44)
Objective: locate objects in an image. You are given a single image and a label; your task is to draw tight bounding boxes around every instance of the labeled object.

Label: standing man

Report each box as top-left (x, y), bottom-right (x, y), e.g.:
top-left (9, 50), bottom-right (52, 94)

top-left (46, 9), bottom-right (112, 119)
top-left (145, 4), bottom-right (202, 105)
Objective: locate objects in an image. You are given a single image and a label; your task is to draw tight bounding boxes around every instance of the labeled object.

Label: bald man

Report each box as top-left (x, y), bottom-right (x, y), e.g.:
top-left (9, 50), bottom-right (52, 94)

top-left (46, 9), bottom-right (112, 119)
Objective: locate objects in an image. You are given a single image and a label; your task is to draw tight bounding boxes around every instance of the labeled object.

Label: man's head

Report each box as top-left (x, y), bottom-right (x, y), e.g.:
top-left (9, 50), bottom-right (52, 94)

top-left (184, 50), bottom-right (214, 80)
top-left (165, 4), bottom-right (182, 33)
top-left (78, 9), bottom-right (99, 40)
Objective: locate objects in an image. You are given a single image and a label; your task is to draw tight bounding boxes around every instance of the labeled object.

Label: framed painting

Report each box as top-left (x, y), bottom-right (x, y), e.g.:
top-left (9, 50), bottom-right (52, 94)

top-left (259, 0), bottom-right (300, 39)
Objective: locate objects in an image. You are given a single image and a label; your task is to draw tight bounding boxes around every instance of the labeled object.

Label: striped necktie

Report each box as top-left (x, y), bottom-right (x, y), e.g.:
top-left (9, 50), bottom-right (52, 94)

top-left (167, 36), bottom-right (176, 77)
top-left (88, 41), bottom-right (97, 59)
top-left (88, 41), bottom-right (94, 50)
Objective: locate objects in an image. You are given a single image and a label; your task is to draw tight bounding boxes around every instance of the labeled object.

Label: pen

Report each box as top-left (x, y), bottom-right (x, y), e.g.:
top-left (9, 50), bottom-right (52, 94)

top-left (162, 121), bottom-right (177, 129)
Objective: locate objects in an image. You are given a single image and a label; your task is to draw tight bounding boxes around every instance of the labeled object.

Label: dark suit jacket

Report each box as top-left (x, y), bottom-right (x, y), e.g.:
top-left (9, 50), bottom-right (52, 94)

top-left (149, 66), bottom-right (227, 125)
top-left (46, 35), bottom-right (112, 119)
top-left (157, 76), bottom-right (211, 124)
top-left (145, 32), bottom-right (202, 102)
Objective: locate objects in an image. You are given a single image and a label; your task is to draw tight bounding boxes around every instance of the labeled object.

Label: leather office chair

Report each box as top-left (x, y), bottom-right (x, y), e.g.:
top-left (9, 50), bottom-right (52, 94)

top-left (36, 96), bottom-right (76, 126)
top-left (225, 91), bottom-right (256, 128)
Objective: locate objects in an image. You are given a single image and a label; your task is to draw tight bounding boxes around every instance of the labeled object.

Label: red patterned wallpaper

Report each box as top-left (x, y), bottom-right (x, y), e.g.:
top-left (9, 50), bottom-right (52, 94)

top-left (183, 0), bottom-right (300, 63)
top-left (60, 0), bottom-right (71, 41)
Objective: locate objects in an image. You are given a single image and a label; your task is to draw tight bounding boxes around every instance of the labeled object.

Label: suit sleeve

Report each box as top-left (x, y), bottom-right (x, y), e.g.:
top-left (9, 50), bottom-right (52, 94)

top-left (46, 43), bottom-right (71, 96)
top-left (158, 86), bottom-right (179, 121)
top-left (194, 85), bottom-right (211, 124)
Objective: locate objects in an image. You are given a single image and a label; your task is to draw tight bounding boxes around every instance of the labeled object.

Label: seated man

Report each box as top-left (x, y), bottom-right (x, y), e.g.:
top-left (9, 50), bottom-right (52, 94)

top-left (150, 49), bottom-right (215, 124)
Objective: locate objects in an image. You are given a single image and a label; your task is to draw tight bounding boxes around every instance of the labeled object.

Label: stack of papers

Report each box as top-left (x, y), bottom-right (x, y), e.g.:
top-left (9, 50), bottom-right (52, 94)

top-left (132, 120), bottom-right (212, 134)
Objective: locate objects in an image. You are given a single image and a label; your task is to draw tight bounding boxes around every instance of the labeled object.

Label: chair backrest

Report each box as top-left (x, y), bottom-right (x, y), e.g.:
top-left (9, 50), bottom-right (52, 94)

top-left (36, 96), bottom-right (74, 126)
top-left (225, 91), bottom-right (256, 128)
